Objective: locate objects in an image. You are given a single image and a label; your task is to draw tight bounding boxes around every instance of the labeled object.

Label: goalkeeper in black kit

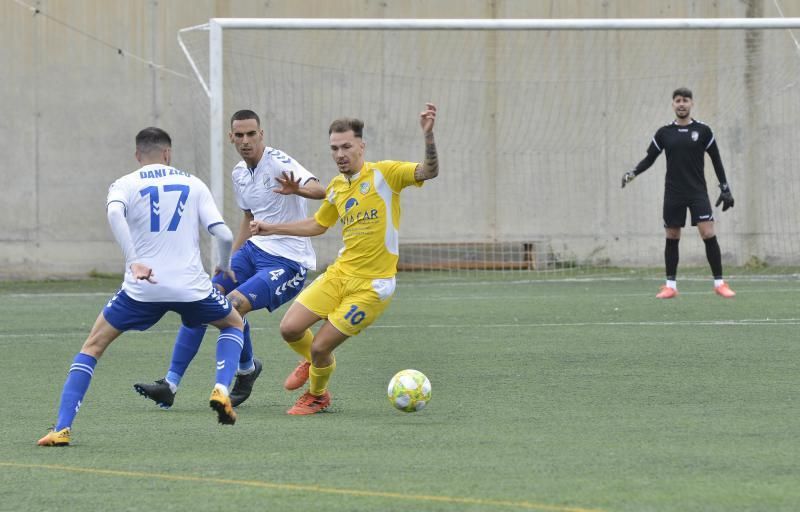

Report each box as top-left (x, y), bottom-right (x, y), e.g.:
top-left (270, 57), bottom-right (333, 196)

top-left (621, 87), bottom-right (736, 299)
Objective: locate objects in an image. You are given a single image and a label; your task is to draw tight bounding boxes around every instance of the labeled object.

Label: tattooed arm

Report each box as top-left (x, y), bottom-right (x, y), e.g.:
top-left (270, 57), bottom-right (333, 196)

top-left (415, 103), bottom-right (439, 181)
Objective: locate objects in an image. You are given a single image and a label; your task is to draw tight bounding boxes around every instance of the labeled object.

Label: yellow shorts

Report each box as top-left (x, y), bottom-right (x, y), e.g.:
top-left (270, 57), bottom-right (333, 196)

top-left (296, 267), bottom-right (396, 337)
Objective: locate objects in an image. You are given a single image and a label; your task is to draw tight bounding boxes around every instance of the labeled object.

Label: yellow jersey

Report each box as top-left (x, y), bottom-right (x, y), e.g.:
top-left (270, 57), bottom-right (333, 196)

top-left (314, 160), bottom-right (422, 278)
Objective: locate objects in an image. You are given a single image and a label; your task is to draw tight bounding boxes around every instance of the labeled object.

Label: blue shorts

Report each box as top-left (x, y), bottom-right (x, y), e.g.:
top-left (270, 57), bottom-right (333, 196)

top-left (212, 241), bottom-right (307, 312)
top-left (102, 288), bottom-right (232, 331)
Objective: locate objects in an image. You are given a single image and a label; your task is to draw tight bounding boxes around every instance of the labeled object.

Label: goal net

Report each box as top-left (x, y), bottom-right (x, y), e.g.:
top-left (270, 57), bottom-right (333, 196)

top-left (178, 19), bottom-right (800, 277)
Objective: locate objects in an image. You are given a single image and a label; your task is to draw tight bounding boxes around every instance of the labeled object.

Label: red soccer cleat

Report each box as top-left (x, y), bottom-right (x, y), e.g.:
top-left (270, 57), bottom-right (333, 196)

top-left (714, 282), bottom-right (736, 298)
top-left (284, 360), bottom-right (311, 391)
top-left (287, 391), bottom-right (331, 415)
top-left (656, 285), bottom-right (678, 299)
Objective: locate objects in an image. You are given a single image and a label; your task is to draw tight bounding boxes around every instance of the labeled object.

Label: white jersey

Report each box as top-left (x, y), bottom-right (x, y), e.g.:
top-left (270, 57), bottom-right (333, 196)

top-left (232, 146), bottom-right (317, 270)
top-left (107, 164), bottom-right (224, 302)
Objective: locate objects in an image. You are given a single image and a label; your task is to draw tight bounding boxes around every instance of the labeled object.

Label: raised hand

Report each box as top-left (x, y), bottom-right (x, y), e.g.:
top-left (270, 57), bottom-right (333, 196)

top-left (420, 103), bottom-right (437, 134)
top-left (274, 171), bottom-right (301, 196)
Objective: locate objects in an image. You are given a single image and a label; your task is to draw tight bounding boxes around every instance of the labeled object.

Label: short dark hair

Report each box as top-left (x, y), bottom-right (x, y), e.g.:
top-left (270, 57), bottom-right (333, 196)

top-left (329, 117), bottom-right (364, 138)
top-left (231, 109), bottom-right (260, 127)
top-left (135, 127), bottom-right (172, 153)
top-left (672, 87), bottom-right (693, 99)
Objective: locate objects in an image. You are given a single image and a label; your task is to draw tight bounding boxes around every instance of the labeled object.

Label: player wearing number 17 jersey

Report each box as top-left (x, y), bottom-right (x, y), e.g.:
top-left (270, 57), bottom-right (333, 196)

top-left (38, 128), bottom-right (244, 447)
top-left (133, 110), bottom-right (325, 410)
top-left (250, 103), bottom-right (439, 415)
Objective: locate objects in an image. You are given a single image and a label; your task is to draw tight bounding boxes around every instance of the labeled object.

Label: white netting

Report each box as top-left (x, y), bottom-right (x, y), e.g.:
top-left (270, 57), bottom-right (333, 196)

top-left (180, 23), bottom-right (800, 276)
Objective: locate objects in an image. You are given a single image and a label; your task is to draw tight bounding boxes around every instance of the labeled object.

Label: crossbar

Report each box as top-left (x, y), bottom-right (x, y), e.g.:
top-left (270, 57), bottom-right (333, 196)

top-left (212, 17), bottom-right (800, 31)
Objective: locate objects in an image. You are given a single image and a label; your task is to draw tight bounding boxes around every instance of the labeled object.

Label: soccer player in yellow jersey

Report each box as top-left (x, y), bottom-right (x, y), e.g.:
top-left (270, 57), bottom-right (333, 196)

top-left (249, 103), bottom-right (439, 415)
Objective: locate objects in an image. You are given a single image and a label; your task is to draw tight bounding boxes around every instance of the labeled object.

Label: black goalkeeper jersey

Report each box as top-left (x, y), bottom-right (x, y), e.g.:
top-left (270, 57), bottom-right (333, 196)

top-left (633, 119), bottom-right (728, 196)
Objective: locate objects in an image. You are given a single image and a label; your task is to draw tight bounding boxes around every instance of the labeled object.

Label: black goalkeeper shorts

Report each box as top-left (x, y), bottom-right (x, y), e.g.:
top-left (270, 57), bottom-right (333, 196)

top-left (662, 193), bottom-right (714, 228)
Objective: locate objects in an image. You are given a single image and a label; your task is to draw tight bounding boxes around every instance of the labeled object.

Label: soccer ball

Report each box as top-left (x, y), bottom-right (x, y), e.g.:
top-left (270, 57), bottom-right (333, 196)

top-left (387, 369), bottom-right (431, 412)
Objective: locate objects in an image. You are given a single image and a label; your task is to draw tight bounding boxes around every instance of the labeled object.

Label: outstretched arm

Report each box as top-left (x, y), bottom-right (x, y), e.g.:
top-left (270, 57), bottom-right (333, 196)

top-left (415, 103), bottom-right (439, 182)
top-left (622, 142), bottom-right (661, 188)
top-left (250, 217), bottom-right (328, 237)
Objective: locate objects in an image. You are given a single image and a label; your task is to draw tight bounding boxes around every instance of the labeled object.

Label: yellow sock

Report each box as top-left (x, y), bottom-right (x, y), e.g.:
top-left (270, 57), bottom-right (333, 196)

top-left (309, 357), bottom-right (336, 396)
top-left (286, 329), bottom-right (312, 361)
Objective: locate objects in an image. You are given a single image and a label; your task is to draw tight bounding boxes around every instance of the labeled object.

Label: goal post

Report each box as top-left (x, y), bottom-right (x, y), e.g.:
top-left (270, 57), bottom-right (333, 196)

top-left (178, 17), bottom-right (800, 276)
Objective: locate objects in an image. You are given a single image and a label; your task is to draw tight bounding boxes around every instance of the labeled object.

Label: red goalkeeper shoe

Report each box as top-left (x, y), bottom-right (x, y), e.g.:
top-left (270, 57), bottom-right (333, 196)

top-left (714, 282), bottom-right (736, 298)
top-left (656, 285), bottom-right (678, 299)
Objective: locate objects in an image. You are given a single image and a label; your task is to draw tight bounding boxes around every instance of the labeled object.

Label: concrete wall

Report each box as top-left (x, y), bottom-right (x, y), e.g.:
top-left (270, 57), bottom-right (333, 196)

top-left (2, 0), bottom-right (799, 278)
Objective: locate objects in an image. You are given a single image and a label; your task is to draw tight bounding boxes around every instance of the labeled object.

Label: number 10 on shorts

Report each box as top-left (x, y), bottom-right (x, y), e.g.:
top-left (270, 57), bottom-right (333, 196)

top-left (344, 305), bottom-right (366, 325)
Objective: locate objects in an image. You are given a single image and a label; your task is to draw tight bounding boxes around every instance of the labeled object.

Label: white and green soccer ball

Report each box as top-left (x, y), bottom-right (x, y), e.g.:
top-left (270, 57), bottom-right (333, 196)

top-left (387, 369), bottom-right (431, 412)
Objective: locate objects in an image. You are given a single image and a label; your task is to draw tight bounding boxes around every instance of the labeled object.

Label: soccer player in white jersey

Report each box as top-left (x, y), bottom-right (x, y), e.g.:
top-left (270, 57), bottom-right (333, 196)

top-left (134, 110), bottom-right (325, 409)
top-left (250, 103), bottom-right (439, 415)
top-left (38, 128), bottom-right (244, 447)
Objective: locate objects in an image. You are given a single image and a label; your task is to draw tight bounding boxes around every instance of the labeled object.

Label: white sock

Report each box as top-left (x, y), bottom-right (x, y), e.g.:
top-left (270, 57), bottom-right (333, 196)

top-left (237, 362), bottom-right (256, 375)
top-left (214, 383), bottom-right (229, 396)
top-left (666, 280), bottom-right (677, 290)
top-left (714, 279), bottom-right (725, 287)
top-left (165, 380), bottom-right (178, 393)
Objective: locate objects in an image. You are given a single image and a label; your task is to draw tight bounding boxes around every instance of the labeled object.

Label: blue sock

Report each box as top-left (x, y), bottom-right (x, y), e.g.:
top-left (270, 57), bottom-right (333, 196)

top-left (55, 353), bottom-right (97, 431)
top-left (166, 324), bottom-right (207, 386)
top-left (238, 318), bottom-right (254, 372)
top-left (215, 327), bottom-right (244, 389)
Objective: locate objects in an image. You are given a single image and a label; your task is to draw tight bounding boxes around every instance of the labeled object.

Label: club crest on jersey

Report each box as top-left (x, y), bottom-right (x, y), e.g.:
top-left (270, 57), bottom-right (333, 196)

top-left (691, 131), bottom-right (699, 141)
top-left (263, 175), bottom-right (271, 188)
top-left (359, 182), bottom-right (370, 195)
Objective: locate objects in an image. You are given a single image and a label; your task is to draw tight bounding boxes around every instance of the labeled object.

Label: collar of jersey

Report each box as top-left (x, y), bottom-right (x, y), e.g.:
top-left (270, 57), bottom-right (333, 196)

top-left (140, 163), bottom-right (172, 170)
top-left (344, 170), bottom-right (362, 183)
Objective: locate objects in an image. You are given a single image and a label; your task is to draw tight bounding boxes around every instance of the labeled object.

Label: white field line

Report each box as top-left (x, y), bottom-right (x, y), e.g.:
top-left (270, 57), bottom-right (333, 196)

top-left (402, 288), bottom-right (800, 300)
top-left (2, 318), bottom-right (799, 339)
top-left (367, 318), bottom-right (800, 328)
top-left (2, 285), bottom-right (799, 300)
top-left (393, 275), bottom-right (800, 288)
top-left (2, 284), bottom-right (797, 338)
top-left (1, 271), bottom-right (798, 298)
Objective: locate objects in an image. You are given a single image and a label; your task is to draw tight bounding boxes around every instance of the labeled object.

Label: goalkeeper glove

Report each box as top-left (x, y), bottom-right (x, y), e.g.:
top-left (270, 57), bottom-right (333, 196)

top-left (715, 183), bottom-right (734, 211)
top-left (621, 170), bottom-right (636, 188)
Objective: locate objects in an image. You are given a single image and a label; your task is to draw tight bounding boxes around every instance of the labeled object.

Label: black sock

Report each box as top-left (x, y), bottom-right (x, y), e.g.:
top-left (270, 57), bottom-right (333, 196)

top-left (665, 238), bottom-right (679, 280)
top-left (704, 235), bottom-right (723, 280)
